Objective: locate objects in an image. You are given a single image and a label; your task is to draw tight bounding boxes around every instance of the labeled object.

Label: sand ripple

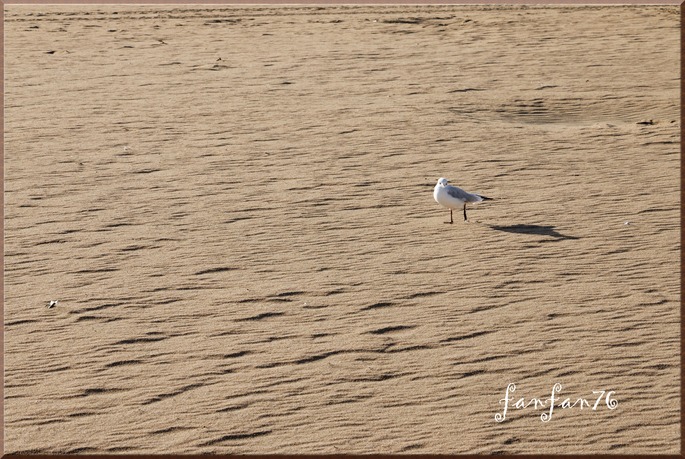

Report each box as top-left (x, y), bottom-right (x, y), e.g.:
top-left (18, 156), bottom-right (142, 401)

top-left (4, 4), bottom-right (679, 454)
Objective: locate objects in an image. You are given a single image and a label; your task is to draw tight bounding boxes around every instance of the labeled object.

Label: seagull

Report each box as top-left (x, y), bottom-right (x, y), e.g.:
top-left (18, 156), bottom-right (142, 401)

top-left (433, 177), bottom-right (492, 224)
top-left (47, 300), bottom-right (59, 309)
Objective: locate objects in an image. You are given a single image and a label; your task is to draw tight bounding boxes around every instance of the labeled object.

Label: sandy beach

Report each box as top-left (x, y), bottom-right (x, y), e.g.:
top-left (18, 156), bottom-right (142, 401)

top-left (4, 4), bottom-right (680, 454)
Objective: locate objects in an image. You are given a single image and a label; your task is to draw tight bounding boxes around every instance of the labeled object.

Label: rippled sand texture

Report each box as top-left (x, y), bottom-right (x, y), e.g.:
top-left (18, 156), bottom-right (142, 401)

top-left (4, 4), bottom-right (680, 454)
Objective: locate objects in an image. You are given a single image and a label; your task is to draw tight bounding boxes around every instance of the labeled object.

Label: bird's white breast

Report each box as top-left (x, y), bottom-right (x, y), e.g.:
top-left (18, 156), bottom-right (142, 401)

top-left (434, 185), bottom-right (465, 209)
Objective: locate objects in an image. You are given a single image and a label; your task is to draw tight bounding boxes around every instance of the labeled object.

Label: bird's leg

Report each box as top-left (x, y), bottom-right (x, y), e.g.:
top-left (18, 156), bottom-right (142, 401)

top-left (463, 204), bottom-right (468, 222)
top-left (445, 209), bottom-right (453, 224)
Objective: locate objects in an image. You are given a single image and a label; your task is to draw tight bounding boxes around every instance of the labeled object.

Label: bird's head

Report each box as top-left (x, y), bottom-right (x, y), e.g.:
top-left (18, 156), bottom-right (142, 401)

top-left (437, 178), bottom-right (449, 187)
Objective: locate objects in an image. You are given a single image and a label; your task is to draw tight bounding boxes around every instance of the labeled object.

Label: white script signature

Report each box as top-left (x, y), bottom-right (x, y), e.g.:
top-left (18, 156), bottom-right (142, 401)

top-left (495, 383), bottom-right (618, 422)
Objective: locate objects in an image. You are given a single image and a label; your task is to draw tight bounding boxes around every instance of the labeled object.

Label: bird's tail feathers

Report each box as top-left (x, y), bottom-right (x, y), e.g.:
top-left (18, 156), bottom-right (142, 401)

top-left (479, 195), bottom-right (494, 201)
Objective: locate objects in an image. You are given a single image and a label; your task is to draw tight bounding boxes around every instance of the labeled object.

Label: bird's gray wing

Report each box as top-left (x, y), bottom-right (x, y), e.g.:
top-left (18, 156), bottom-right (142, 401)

top-left (446, 185), bottom-right (481, 202)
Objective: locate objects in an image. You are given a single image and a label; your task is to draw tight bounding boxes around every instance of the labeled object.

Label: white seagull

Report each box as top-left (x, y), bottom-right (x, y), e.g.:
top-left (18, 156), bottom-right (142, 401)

top-left (47, 300), bottom-right (59, 309)
top-left (433, 177), bottom-right (492, 224)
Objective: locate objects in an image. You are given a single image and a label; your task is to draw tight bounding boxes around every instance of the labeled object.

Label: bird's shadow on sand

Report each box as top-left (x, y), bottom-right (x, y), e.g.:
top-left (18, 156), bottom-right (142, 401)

top-left (487, 224), bottom-right (580, 241)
